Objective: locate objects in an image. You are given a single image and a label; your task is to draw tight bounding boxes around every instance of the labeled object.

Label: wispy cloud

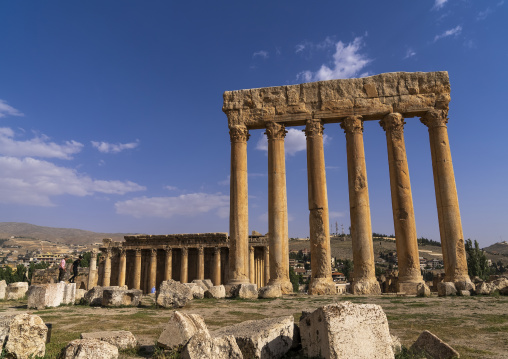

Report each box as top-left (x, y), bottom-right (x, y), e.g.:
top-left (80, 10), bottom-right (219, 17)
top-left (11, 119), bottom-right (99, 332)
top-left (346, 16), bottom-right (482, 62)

top-left (0, 127), bottom-right (83, 159)
top-left (253, 50), bottom-right (269, 59)
top-left (477, 2), bottom-right (504, 21)
top-left (297, 36), bottom-right (371, 82)
top-left (256, 128), bottom-right (329, 156)
top-left (164, 185), bottom-right (178, 191)
top-left (0, 100), bottom-right (23, 118)
top-left (91, 140), bottom-right (139, 154)
top-left (433, 25), bottom-right (462, 42)
top-left (115, 192), bottom-right (229, 219)
top-left (433, 0), bottom-right (448, 10)
top-left (404, 48), bottom-right (416, 59)
top-left (295, 44), bottom-right (306, 53)
top-left (329, 211), bottom-right (346, 218)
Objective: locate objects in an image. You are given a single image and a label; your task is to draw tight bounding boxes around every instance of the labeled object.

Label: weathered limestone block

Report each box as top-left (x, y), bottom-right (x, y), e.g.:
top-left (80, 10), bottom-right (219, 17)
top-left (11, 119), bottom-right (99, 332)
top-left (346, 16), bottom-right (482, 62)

top-left (475, 281), bottom-right (493, 295)
top-left (5, 313), bottom-right (47, 359)
top-left (0, 314), bottom-right (17, 347)
top-left (493, 277), bottom-right (508, 293)
top-left (213, 316), bottom-right (294, 359)
top-left (27, 285), bottom-right (48, 310)
top-left (183, 330), bottom-right (243, 359)
top-left (205, 285), bottom-right (226, 299)
top-left (410, 330), bottom-right (459, 359)
top-left (156, 280), bottom-right (191, 308)
top-left (81, 331), bottom-right (137, 350)
top-left (6, 282), bottom-right (29, 300)
top-left (258, 285), bottom-right (282, 299)
top-left (417, 283), bottom-right (431, 297)
top-left (102, 288), bottom-right (142, 307)
top-left (191, 280), bottom-right (208, 291)
top-left (237, 284), bottom-right (258, 299)
top-left (60, 338), bottom-right (119, 359)
top-left (63, 282), bottom-right (76, 304)
top-left (203, 279), bottom-right (214, 289)
top-left (437, 282), bottom-right (457, 297)
top-left (454, 280), bottom-right (474, 292)
top-left (83, 286), bottom-right (122, 306)
top-left (157, 311), bottom-right (208, 350)
top-left (458, 290), bottom-right (470, 296)
top-left (0, 280), bottom-right (6, 300)
top-left (185, 283), bottom-right (205, 299)
top-left (75, 288), bottom-right (86, 302)
top-left (299, 302), bottom-right (394, 359)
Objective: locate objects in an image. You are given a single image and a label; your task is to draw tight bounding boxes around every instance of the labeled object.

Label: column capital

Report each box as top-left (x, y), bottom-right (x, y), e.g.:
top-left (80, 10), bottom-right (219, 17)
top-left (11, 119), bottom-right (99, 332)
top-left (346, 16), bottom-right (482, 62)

top-left (304, 119), bottom-right (324, 138)
top-left (163, 246), bottom-right (172, 253)
top-left (265, 122), bottom-right (287, 140)
top-left (265, 246), bottom-right (269, 254)
top-left (249, 246), bottom-right (255, 254)
top-left (150, 248), bottom-right (157, 257)
top-left (134, 248), bottom-right (141, 256)
top-left (229, 126), bottom-right (250, 142)
top-left (104, 248), bottom-right (112, 257)
top-left (421, 109), bottom-right (448, 129)
top-left (214, 247), bottom-right (221, 254)
top-left (380, 113), bottom-right (405, 139)
top-left (340, 115), bottom-right (364, 134)
top-left (181, 247), bottom-right (188, 256)
top-left (119, 248), bottom-right (126, 256)
top-left (198, 247), bottom-right (204, 255)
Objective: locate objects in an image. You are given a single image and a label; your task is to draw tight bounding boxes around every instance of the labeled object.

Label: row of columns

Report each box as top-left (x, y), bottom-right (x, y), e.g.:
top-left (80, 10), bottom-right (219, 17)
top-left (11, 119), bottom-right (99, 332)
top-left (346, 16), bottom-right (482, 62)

top-left (228, 109), bottom-right (470, 295)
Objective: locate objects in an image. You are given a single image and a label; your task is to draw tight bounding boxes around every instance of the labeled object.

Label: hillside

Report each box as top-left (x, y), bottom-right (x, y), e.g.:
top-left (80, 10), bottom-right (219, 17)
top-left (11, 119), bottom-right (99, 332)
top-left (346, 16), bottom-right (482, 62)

top-left (483, 241), bottom-right (508, 255)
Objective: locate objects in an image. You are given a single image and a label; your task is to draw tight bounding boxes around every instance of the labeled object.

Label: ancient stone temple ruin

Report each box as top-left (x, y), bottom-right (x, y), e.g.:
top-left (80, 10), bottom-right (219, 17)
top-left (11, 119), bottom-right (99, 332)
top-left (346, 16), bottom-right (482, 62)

top-left (93, 233), bottom-right (269, 294)
top-left (222, 71), bottom-right (471, 295)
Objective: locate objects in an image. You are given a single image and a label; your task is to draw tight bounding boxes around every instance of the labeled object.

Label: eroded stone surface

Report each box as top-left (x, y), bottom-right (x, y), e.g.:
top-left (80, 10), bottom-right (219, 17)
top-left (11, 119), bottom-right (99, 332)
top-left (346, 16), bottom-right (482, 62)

top-left (182, 331), bottom-right (243, 359)
top-left (0, 280), bottom-right (7, 300)
top-left (258, 285), bottom-right (282, 299)
top-left (84, 286), bottom-right (123, 306)
top-left (237, 283), bottom-right (258, 299)
top-left (6, 282), bottom-right (29, 300)
top-left (417, 283), bottom-right (431, 297)
top-left (410, 330), bottom-right (460, 359)
top-left (156, 280), bottom-right (191, 308)
top-left (157, 311), bottom-right (208, 350)
top-left (60, 338), bottom-right (119, 359)
top-left (102, 288), bottom-right (142, 307)
top-left (438, 282), bottom-right (457, 297)
top-left (5, 313), bottom-right (47, 359)
top-left (81, 330), bottom-right (137, 350)
top-left (185, 283), bottom-right (205, 299)
top-left (205, 285), bottom-right (226, 299)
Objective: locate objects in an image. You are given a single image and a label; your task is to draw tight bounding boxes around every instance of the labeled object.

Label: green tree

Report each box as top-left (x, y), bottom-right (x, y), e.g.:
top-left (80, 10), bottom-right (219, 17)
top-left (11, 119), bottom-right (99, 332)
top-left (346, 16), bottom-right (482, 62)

top-left (465, 239), bottom-right (490, 280)
top-left (342, 259), bottom-right (354, 281)
top-left (289, 267), bottom-right (300, 292)
top-left (28, 262), bottom-right (50, 284)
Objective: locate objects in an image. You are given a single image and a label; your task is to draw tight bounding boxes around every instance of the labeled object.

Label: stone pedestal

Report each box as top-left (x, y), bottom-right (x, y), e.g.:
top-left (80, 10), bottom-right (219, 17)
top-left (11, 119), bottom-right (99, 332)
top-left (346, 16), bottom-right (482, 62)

top-left (149, 249), bottom-right (157, 292)
top-left (180, 247), bottom-right (188, 284)
top-left (102, 250), bottom-right (112, 287)
top-left (305, 119), bottom-right (335, 295)
top-left (198, 247), bottom-right (205, 280)
top-left (421, 110), bottom-right (470, 284)
top-left (228, 126), bottom-right (250, 285)
top-left (133, 249), bottom-right (141, 290)
top-left (341, 116), bottom-right (381, 295)
top-left (380, 113), bottom-right (424, 294)
top-left (164, 247), bottom-right (172, 281)
top-left (213, 247), bottom-right (221, 286)
top-left (117, 249), bottom-right (126, 288)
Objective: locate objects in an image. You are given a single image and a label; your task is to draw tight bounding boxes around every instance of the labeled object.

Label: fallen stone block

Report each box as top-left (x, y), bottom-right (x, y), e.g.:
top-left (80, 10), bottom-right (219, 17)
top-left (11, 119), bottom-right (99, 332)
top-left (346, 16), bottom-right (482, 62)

top-left (299, 301), bottom-right (394, 359)
top-left (203, 279), bottom-right (214, 289)
top-left (185, 283), bottom-right (205, 299)
top-left (455, 280), bottom-right (474, 292)
top-left (0, 314), bottom-right (17, 347)
top-left (183, 330), bottom-right (243, 359)
top-left (237, 284), bottom-right (258, 299)
top-left (156, 280), bottom-right (192, 308)
top-left (191, 279), bottom-right (208, 291)
top-left (84, 286), bottom-right (121, 306)
top-left (5, 313), bottom-right (47, 359)
top-left (205, 285), bottom-right (226, 299)
top-left (213, 316), bottom-right (294, 359)
top-left (458, 290), bottom-right (470, 297)
top-left (102, 288), bottom-right (142, 307)
top-left (157, 311), bottom-right (208, 350)
top-left (63, 282), bottom-right (76, 304)
top-left (437, 282), bottom-right (457, 297)
top-left (417, 283), bottom-right (431, 297)
top-left (258, 285), bottom-right (282, 299)
top-left (60, 338), bottom-right (119, 359)
top-left (0, 280), bottom-right (6, 300)
top-left (6, 282), bottom-right (29, 300)
top-left (410, 330), bottom-right (460, 359)
top-left (75, 288), bottom-right (86, 302)
top-left (27, 285), bottom-right (48, 310)
top-left (81, 330), bottom-right (137, 350)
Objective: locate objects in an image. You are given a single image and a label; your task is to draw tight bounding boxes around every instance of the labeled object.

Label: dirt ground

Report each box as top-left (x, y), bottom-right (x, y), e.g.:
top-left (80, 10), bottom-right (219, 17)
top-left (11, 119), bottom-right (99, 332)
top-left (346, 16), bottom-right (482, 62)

top-left (1, 294), bottom-right (507, 358)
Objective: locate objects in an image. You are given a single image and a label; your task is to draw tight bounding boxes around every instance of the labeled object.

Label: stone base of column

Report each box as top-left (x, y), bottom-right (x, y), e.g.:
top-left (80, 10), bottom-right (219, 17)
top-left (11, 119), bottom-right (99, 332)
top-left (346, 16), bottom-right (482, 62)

top-left (352, 278), bottom-right (381, 295)
top-left (398, 281), bottom-right (425, 295)
top-left (454, 276), bottom-right (474, 292)
top-left (268, 279), bottom-right (293, 295)
top-left (308, 277), bottom-right (335, 295)
top-left (227, 278), bottom-right (250, 286)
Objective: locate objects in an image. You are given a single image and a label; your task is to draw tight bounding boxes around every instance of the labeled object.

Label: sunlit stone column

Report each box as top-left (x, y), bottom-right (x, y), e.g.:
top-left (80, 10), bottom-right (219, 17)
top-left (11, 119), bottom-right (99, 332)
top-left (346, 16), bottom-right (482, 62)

top-left (163, 247), bottom-right (172, 281)
top-left (380, 113), bottom-right (424, 294)
top-left (341, 116), bottom-right (381, 295)
top-left (133, 249), bottom-right (142, 290)
top-left (198, 247), bottom-right (205, 280)
top-left (148, 248), bottom-right (157, 292)
top-left (103, 249), bottom-right (112, 287)
top-left (213, 247), bottom-right (221, 285)
top-left (305, 119), bottom-right (335, 295)
top-left (264, 247), bottom-right (270, 286)
top-left (180, 247), bottom-right (188, 283)
top-left (88, 249), bottom-right (97, 289)
top-left (117, 248), bottom-right (126, 288)
top-left (249, 246), bottom-right (255, 284)
top-left (228, 126), bottom-right (250, 285)
top-left (421, 109), bottom-right (470, 285)
top-left (266, 122), bottom-right (293, 293)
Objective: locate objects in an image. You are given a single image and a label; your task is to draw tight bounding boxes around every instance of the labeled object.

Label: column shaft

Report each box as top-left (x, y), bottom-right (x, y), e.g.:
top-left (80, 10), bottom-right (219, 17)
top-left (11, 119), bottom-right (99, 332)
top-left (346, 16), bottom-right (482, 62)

top-left (305, 119), bottom-right (334, 295)
top-left (180, 247), bottom-right (188, 283)
top-left (164, 247), bottom-right (172, 281)
top-left (103, 249), bottom-right (112, 287)
top-left (88, 249), bottom-right (97, 289)
top-left (264, 247), bottom-right (270, 286)
top-left (249, 246), bottom-right (255, 285)
top-left (133, 249), bottom-right (142, 290)
top-left (198, 247), bottom-right (205, 280)
top-left (213, 247), bottom-right (221, 285)
top-left (117, 249), bottom-right (126, 287)
top-left (228, 126), bottom-right (250, 284)
top-left (421, 110), bottom-right (470, 284)
top-left (341, 116), bottom-right (381, 294)
top-left (149, 249), bottom-right (157, 292)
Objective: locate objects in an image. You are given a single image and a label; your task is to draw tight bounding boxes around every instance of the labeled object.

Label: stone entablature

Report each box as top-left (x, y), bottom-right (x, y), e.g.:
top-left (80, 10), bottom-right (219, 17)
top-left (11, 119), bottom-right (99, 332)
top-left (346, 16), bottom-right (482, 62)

top-left (121, 233), bottom-right (230, 249)
top-left (223, 72), bottom-right (450, 128)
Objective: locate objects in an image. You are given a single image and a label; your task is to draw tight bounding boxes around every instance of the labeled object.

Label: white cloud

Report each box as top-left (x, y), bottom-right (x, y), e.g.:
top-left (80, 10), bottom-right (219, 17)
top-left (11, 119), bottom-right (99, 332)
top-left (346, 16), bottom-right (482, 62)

top-left (91, 140), bottom-right (139, 154)
top-left (253, 50), bottom-right (269, 59)
top-left (297, 36), bottom-right (371, 82)
top-left (0, 156), bottom-right (145, 206)
top-left (0, 127), bottom-right (83, 159)
top-left (295, 43), bottom-right (306, 53)
top-left (115, 192), bottom-right (229, 219)
top-left (404, 48), bottom-right (416, 59)
top-left (256, 128), bottom-right (329, 156)
top-left (0, 100), bottom-right (23, 118)
top-left (164, 185), bottom-right (178, 191)
top-left (434, 25), bottom-right (462, 42)
top-left (433, 0), bottom-right (448, 10)
top-left (329, 211), bottom-right (346, 218)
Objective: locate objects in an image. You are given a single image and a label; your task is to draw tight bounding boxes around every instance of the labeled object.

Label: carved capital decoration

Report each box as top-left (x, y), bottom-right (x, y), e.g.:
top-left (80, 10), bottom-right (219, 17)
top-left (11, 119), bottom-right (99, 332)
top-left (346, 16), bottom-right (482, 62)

top-left (214, 247), bottom-right (221, 255)
top-left (104, 249), bottom-right (111, 257)
top-left (249, 246), bottom-right (255, 254)
top-left (164, 246), bottom-right (172, 254)
top-left (421, 109), bottom-right (448, 129)
top-left (340, 116), bottom-right (364, 134)
top-left (265, 122), bottom-right (287, 140)
top-left (198, 247), bottom-right (204, 255)
top-left (229, 126), bottom-right (250, 142)
top-left (181, 247), bottom-right (188, 256)
top-left (380, 113), bottom-right (405, 139)
top-left (304, 119), bottom-right (324, 138)
top-left (150, 248), bottom-right (157, 257)
top-left (119, 248), bottom-right (126, 257)
top-left (134, 248), bottom-right (141, 256)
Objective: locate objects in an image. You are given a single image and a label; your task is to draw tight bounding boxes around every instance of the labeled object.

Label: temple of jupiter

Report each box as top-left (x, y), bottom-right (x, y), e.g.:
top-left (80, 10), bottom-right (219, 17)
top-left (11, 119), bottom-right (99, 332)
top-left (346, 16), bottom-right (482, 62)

top-left (222, 71), bottom-right (471, 295)
top-left (95, 233), bottom-right (268, 294)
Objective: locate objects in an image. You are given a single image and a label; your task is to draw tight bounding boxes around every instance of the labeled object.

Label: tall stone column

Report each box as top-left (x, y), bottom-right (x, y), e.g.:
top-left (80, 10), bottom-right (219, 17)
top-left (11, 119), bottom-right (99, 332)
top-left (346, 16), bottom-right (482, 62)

top-left (266, 122), bottom-right (293, 293)
top-left (133, 249), bottom-right (142, 290)
top-left (213, 247), bottom-right (221, 285)
top-left (88, 249), bottom-right (97, 289)
top-left (305, 119), bottom-right (335, 295)
top-left (249, 246), bottom-right (255, 285)
top-left (198, 247), bottom-right (205, 280)
top-left (149, 248), bottom-right (157, 292)
top-left (180, 247), bottom-right (188, 284)
top-left (103, 249), bottom-right (112, 287)
top-left (341, 116), bottom-right (381, 294)
top-left (164, 247), bottom-right (172, 281)
top-left (264, 247), bottom-right (270, 286)
top-left (228, 126), bottom-right (250, 284)
top-left (421, 110), bottom-right (470, 285)
top-left (380, 113), bottom-right (424, 294)
top-left (117, 248), bottom-right (126, 288)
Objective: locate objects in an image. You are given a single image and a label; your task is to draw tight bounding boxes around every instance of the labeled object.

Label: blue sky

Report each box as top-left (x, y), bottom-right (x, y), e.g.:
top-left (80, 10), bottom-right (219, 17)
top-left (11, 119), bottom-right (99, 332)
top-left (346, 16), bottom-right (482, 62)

top-left (0, 1), bottom-right (506, 247)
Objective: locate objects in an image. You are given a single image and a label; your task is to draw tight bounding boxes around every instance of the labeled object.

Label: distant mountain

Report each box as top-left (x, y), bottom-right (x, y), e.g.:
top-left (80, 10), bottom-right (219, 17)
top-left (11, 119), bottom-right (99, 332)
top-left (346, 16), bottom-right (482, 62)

top-left (483, 241), bottom-right (508, 255)
top-left (0, 222), bottom-right (133, 245)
